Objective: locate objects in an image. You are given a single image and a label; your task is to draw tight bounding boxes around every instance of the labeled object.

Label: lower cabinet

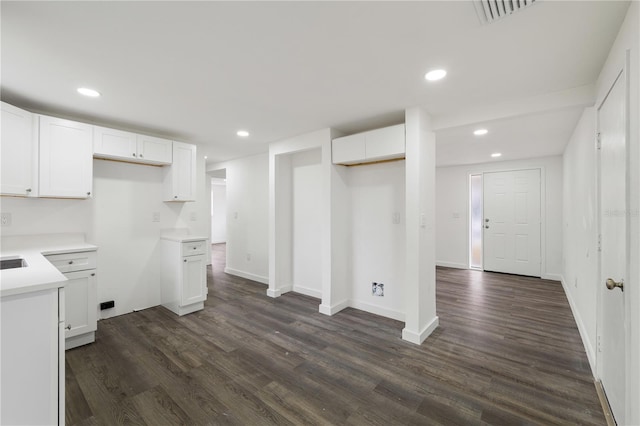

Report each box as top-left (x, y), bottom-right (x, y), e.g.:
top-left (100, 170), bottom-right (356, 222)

top-left (161, 237), bottom-right (207, 316)
top-left (1, 287), bottom-right (64, 425)
top-left (45, 250), bottom-right (98, 349)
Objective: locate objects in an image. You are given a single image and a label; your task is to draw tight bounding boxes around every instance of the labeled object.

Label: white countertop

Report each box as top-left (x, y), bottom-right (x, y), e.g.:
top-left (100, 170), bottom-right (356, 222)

top-left (160, 235), bottom-right (208, 243)
top-left (1, 235), bottom-right (98, 298)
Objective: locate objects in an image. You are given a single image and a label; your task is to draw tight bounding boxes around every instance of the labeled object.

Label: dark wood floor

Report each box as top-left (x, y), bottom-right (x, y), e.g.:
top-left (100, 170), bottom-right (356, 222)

top-left (66, 244), bottom-right (605, 425)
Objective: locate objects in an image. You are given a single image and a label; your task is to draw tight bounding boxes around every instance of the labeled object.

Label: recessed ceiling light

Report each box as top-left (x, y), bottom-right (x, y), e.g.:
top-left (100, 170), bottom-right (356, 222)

top-left (491, 153), bottom-right (502, 158)
top-left (237, 130), bottom-right (249, 137)
top-left (204, 156), bottom-right (208, 159)
top-left (424, 69), bottom-right (447, 81)
top-left (77, 87), bottom-right (101, 97)
top-left (474, 129), bottom-right (488, 136)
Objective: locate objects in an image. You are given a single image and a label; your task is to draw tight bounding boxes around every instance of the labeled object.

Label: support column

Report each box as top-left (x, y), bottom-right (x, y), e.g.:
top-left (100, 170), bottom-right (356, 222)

top-left (402, 107), bottom-right (439, 344)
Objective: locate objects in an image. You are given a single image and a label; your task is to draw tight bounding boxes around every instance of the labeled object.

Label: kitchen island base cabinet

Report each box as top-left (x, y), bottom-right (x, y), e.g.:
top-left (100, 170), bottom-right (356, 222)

top-left (1, 287), bottom-right (64, 426)
top-left (161, 237), bottom-right (207, 316)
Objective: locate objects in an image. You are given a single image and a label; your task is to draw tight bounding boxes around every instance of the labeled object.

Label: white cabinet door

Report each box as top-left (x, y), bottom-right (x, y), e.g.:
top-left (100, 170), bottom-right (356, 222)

top-left (332, 133), bottom-right (366, 165)
top-left (137, 134), bottom-right (172, 165)
top-left (181, 254), bottom-right (206, 306)
top-left (93, 125), bottom-right (137, 161)
top-left (1, 289), bottom-right (60, 426)
top-left (39, 115), bottom-right (93, 198)
top-left (1, 102), bottom-right (37, 196)
top-left (365, 123), bottom-right (405, 162)
top-left (164, 141), bottom-right (196, 201)
top-left (64, 270), bottom-right (97, 339)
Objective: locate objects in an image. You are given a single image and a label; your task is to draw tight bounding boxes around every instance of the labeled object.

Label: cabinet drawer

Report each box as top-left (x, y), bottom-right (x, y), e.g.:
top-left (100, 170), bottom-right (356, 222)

top-left (44, 251), bottom-right (97, 273)
top-left (181, 240), bottom-right (207, 256)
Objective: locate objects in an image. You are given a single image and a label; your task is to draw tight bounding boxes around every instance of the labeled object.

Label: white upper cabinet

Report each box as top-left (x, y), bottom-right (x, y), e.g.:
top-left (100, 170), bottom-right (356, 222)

top-left (93, 126), bottom-right (172, 165)
top-left (1, 102), bottom-right (37, 197)
top-left (332, 124), bottom-right (405, 165)
top-left (93, 126), bottom-right (137, 160)
top-left (39, 115), bottom-right (93, 198)
top-left (163, 141), bottom-right (196, 202)
top-left (331, 133), bottom-right (366, 165)
top-left (136, 134), bottom-right (172, 165)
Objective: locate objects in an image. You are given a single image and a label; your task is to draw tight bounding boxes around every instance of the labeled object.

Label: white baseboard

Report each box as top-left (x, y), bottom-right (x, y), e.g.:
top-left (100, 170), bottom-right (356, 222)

top-left (543, 273), bottom-right (563, 282)
top-left (560, 275), bottom-right (596, 376)
top-left (266, 284), bottom-right (292, 298)
top-left (402, 316), bottom-right (439, 345)
top-left (319, 299), bottom-right (349, 316)
top-left (436, 261), bottom-right (468, 269)
top-left (292, 285), bottom-right (322, 299)
top-left (224, 267), bottom-right (268, 285)
top-left (349, 300), bottom-right (405, 322)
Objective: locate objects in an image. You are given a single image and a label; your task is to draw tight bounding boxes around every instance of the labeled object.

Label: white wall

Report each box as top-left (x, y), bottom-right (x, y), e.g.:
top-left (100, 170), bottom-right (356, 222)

top-left (211, 179), bottom-right (227, 244)
top-left (291, 149), bottom-right (323, 298)
top-left (209, 153), bottom-right (269, 283)
top-left (348, 160), bottom-right (405, 321)
top-left (1, 155), bottom-right (210, 319)
top-left (562, 107), bottom-right (597, 369)
top-left (564, 3), bottom-right (639, 422)
top-left (435, 155), bottom-right (563, 279)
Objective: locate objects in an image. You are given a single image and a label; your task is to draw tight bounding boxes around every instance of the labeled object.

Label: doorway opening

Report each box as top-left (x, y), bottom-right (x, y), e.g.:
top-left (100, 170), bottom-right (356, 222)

top-left (209, 168), bottom-right (227, 268)
top-left (469, 174), bottom-right (483, 270)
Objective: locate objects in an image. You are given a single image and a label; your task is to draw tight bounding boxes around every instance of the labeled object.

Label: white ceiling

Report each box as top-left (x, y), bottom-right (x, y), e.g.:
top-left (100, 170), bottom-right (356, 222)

top-left (0, 1), bottom-right (630, 166)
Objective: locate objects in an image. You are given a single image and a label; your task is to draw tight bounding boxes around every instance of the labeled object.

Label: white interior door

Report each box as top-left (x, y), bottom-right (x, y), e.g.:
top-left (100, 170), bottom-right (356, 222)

top-left (598, 67), bottom-right (627, 425)
top-left (483, 169), bottom-right (541, 277)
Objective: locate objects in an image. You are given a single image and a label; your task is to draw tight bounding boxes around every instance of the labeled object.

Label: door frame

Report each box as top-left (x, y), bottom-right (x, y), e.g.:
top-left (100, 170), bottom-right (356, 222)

top-left (595, 52), bottom-right (632, 422)
top-left (467, 166), bottom-right (548, 278)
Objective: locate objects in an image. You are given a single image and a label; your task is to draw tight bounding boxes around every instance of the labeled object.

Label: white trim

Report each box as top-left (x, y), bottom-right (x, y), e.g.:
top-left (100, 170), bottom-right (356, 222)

top-left (436, 261), bottom-right (468, 270)
top-left (349, 300), bottom-right (405, 322)
top-left (560, 275), bottom-right (597, 376)
top-left (402, 316), bottom-right (439, 345)
top-left (542, 273), bottom-right (563, 282)
top-left (292, 285), bottom-right (322, 299)
top-left (318, 299), bottom-right (349, 316)
top-left (223, 267), bottom-right (268, 285)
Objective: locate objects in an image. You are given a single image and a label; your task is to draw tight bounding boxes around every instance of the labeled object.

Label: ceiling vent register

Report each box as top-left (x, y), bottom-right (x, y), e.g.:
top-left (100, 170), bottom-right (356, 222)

top-left (474, 0), bottom-right (537, 24)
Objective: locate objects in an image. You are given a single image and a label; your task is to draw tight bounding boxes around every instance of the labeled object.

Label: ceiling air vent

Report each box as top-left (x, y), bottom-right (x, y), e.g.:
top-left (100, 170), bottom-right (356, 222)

top-left (474, 0), bottom-right (537, 24)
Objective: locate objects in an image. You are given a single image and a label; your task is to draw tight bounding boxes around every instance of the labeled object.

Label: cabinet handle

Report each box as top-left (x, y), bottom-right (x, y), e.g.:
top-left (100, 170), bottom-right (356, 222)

top-left (133, 153), bottom-right (137, 157)
top-left (174, 196), bottom-right (178, 199)
top-left (193, 247), bottom-right (197, 250)
top-left (26, 188), bottom-right (32, 193)
top-left (91, 273), bottom-right (96, 276)
top-left (68, 260), bottom-right (74, 265)
top-left (87, 192), bottom-right (91, 196)
top-left (139, 154), bottom-right (144, 158)
top-left (184, 259), bottom-right (187, 263)
top-left (66, 325), bottom-right (71, 330)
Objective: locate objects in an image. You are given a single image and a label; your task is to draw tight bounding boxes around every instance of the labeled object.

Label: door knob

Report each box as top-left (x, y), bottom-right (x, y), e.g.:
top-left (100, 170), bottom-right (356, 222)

top-left (66, 324), bottom-right (71, 330)
top-left (606, 278), bottom-right (624, 291)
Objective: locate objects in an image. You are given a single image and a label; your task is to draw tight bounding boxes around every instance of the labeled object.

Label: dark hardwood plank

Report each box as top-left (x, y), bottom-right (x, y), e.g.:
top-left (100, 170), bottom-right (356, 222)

top-left (66, 244), bottom-right (606, 425)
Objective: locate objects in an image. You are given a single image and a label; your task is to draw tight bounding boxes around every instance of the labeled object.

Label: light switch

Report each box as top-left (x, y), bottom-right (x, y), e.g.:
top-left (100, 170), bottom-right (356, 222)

top-left (420, 213), bottom-right (426, 228)
top-left (392, 212), bottom-right (401, 224)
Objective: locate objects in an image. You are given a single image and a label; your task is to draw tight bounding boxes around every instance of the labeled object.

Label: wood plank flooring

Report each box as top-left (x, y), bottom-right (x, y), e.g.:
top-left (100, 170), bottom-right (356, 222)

top-left (66, 244), bottom-right (605, 425)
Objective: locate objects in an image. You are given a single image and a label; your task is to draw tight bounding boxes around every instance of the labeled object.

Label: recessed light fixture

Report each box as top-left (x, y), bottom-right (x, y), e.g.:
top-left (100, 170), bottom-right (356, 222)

top-left (473, 129), bottom-right (488, 136)
top-left (77, 87), bottom-right (101, 97)
top-left (424, 69), bottom-right (447, 81)
top-left (491, 153), bottom-right (502, 158)
top-left (237, 130), bottom-right (249, 137)
top-left (204, 156), bottom-right (208, 159)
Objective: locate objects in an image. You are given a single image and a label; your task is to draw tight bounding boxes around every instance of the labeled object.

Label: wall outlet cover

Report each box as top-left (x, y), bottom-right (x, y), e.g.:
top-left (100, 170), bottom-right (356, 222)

top-left (0, 213), bottom-right (12, 227)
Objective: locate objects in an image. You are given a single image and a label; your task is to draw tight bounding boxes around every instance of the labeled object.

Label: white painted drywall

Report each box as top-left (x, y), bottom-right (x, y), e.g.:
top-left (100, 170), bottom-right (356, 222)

top-left (590, 3), bottom-right (639, 422)
top-left (1, 155), bottom-right (210, 319)
top-left (435, 155), bottom-right (563, 279)
top-left (291, 149), bottom-right (323, 298)
top-left (211, 179), bottom-right (227, 244)
top-left (562, 107), bottom-right (597, 370)
top-left (209, 153), bottom-right (269, 284)
top-left (348, 160), bottom-right (405, 320)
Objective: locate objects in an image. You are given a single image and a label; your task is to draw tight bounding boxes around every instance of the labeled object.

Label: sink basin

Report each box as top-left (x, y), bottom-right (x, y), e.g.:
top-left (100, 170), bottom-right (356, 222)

top-left (0, 258), bottom-right (28, 270)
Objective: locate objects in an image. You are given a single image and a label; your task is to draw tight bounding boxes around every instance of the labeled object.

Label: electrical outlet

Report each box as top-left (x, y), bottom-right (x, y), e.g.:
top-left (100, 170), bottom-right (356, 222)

top-left (152, 212), bottom-right (160, 222)
top-left (1, 213), bottom-right (12, 227)
top-left (392, 212), bottom-right (401, 224)
top-left (190, 212), bottom-right (197, 221)
top-left (246, 253), bottom-right (251, 262)
top-left (372, 282), bottom-right (384, 296)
